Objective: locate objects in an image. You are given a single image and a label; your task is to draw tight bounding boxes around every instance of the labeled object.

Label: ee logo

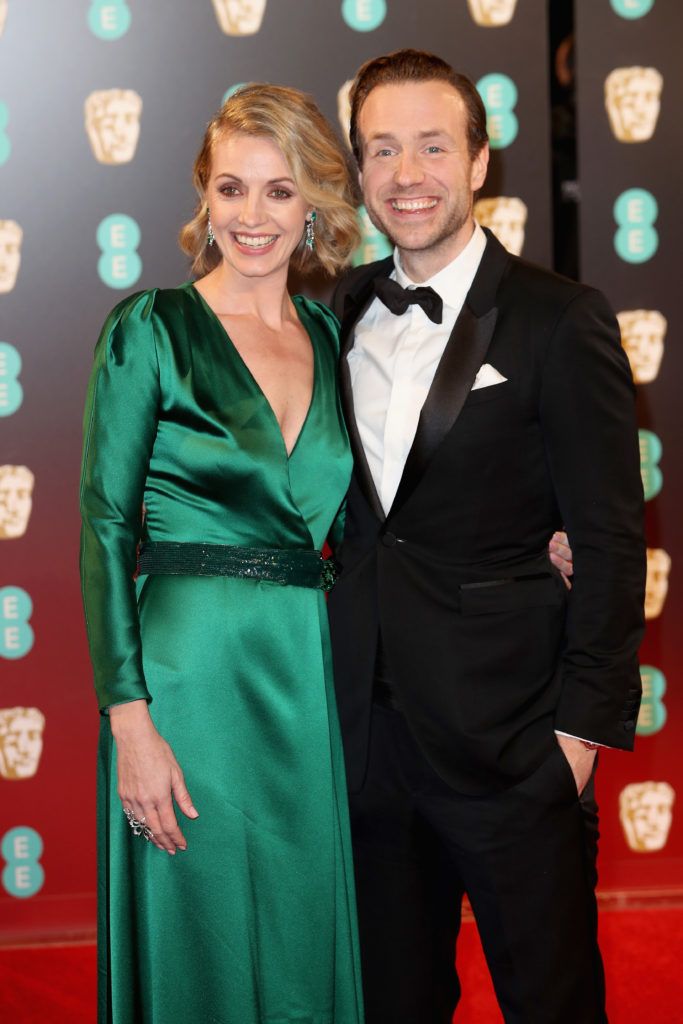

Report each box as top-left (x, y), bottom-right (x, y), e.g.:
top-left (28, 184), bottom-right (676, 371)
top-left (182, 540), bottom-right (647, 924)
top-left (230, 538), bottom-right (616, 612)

top-left (222, 83), bottom-right (247, 105)
top-left (476, 74), bottom-right (518, 149)
top-left (610, 0), bottom-right (654, 18)
top-left (0, 102), bottom-right (10, 166)
top-left (97, 214), bottom-right (142, 289)
top-left (341, 0), bottom-right (386, 32)
top-left (88, 0), bottom-right (131, 40)
top-left (0, 587), bottom-right (34, 659)
top-left (614, 188), bottom-right (658, 263)
top-left (0, 343), bottom-right (23, 417)
top-left (352, 205), bottom-right (392, 267)
top-left (2, 827), bottom-right (44, 899)
top-left (639, 429), bottom-right (662, 501)
top-left (637, 666), bottom-right (667, 737)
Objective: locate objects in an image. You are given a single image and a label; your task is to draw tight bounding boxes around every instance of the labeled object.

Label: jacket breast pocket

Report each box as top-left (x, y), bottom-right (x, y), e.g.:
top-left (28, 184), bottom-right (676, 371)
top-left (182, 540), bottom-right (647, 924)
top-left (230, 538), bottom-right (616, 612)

top-left (462, 381), bottom-right (512, 407)
top-left (459, 574), bottom-right (564, 616)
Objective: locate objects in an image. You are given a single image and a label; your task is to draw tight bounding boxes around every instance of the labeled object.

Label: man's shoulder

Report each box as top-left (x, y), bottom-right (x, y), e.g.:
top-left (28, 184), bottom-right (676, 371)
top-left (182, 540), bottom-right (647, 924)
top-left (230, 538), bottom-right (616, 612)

top-left (503, 253), bottom-right (599, 311)
top-left (331, 256), bottom-right (394, 319)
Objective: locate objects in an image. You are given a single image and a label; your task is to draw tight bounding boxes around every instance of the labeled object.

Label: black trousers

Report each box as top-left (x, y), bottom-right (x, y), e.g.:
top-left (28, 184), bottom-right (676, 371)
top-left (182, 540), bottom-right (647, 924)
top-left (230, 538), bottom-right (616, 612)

top-left (349, 703), bottom-right (606, 1024)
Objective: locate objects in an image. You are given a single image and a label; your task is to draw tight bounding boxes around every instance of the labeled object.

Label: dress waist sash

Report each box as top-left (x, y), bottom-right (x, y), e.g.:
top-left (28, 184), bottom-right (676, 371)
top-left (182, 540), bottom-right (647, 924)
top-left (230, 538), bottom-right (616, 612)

top-left (137, 541), bottom-right (339, 592)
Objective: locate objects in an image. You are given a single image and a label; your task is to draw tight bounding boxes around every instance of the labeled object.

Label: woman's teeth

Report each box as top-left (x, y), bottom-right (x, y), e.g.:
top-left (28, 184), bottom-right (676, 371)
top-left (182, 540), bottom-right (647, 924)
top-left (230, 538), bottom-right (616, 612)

top-left (235, 234), bottom-right (277, 247)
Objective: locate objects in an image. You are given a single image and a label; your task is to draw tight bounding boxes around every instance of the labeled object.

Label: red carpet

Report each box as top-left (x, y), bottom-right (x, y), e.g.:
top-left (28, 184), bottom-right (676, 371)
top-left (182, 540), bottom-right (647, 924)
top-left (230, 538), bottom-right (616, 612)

top-left (1, 908), bottom-right (682, 1022)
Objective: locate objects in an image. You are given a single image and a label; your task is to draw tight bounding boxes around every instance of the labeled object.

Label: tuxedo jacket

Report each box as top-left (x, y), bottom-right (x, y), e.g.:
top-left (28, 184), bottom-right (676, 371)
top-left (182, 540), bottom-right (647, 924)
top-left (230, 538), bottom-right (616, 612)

top-left (328, 229), bottom-right (645, 796)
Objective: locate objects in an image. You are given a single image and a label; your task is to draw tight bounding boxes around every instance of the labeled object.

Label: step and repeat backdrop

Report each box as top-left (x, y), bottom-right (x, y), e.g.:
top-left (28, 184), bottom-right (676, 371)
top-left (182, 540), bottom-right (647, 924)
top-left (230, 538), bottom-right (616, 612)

top-left (0, 0), bottom-right (678, 942)
top-left (576, 0), bottom-right (682, 896)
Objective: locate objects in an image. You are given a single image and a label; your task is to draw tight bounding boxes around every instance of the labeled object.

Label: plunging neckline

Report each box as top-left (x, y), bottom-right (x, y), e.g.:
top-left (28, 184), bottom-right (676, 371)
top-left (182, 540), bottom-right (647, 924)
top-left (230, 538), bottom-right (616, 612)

top-left (189, 284), bottom-right (317, 461)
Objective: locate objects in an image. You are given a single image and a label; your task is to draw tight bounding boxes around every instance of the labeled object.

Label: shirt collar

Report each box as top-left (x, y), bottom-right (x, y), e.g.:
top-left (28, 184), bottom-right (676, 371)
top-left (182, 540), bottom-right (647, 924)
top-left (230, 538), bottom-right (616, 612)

top-left (392, 222), bottom-right (487, 312)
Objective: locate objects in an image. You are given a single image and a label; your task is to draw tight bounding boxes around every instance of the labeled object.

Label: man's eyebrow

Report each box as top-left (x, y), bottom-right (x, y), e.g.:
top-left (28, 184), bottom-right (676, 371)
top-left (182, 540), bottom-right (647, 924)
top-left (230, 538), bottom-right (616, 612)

top-left (366, 129), bottom-right (453, 143)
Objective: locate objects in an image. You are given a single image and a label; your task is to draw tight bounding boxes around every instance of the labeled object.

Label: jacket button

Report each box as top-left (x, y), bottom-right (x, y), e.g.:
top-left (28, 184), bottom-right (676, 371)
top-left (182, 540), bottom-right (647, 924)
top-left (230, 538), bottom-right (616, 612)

top-left (381, 531), bottom-right (398, 547)
top-left (623, 721), bottom-right (635, 732)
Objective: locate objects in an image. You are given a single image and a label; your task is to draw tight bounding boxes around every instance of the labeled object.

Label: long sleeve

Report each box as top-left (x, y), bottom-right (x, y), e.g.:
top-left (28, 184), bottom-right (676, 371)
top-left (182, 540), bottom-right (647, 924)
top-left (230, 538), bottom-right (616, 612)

top-left (80, 290), bottom-right (161, 710)
top-left (539, 287), bottom-right (646, 748)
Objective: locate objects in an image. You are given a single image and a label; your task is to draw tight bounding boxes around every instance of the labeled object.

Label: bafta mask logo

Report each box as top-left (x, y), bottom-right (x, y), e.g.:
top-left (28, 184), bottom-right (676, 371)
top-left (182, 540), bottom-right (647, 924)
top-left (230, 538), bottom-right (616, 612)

top-left (337, 79), bottom-right (353, 149)
top-left (1, 826), bottom-right (45, 898)
top-left (605, 67), bottom-right (663, 143)
top-left (637, 665), bottom-right (667, 737)
top-left (0, 1), bottom-right (7, 38)
top-left (352, 205), bottom-right (393, 267)
top-left (0, 465), bottom-right (34, 539)
top-left (0, 707), bottom-right (45, 780)
top-left (0, 219), bottom-right (22, 294)
top-left (85, 89), bottom-right (142, 165)
top-left (617, 309), bottom-right (666, 384)
top-left (619, 782), bottom-right (675, 852)
top-left (467, 0), bottom-right (518, 27)
top-left (211, 0), bottom-right (267, 35)
top-left (474, 197), bottom-right (527, 256)
top-left (645, 548), bottom-right (671, 621)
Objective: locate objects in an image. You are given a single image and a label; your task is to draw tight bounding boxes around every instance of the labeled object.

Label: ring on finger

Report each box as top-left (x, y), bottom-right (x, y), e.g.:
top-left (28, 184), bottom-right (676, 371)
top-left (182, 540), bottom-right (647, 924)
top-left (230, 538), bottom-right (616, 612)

top-left (123, 806), bottom-right (155, 842)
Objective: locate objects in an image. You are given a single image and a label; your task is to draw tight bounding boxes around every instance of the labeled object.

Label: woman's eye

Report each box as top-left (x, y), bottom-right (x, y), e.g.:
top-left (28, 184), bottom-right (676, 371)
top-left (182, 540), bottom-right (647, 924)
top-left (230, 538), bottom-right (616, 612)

top-left (219, 184), bottom-right (240, 197)
top-left (270, 189), bottom-right (292, 200)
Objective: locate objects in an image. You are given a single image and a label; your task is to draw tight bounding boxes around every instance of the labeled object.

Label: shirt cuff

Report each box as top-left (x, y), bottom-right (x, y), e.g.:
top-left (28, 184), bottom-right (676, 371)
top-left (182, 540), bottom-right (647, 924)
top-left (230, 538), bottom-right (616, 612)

top-left (555, 730), bottom-right (612, 749)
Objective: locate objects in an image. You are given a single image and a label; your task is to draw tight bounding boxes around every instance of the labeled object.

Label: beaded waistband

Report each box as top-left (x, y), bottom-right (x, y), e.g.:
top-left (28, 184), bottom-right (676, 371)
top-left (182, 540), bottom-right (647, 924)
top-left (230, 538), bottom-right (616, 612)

top-left (137, 541), bottom-right (339, 592)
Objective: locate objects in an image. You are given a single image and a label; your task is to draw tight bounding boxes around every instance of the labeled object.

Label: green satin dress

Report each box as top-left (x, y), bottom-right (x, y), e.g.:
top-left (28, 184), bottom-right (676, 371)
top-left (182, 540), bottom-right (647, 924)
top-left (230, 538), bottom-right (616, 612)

top-left (79, 284), bottom-right (363, 1024)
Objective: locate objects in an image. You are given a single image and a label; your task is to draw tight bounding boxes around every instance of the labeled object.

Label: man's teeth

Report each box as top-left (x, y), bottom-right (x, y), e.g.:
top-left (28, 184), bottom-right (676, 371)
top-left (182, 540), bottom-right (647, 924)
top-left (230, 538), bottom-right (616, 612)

top-left (235, 234), bottom-right (277, 247)
top-left (391, 199), bottom-right (438, 211)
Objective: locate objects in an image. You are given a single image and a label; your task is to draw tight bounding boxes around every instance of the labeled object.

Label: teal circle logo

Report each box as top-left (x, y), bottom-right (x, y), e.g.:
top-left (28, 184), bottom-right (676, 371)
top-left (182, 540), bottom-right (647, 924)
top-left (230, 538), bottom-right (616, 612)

top-left (639, 428), bottom-right (662, 500)
top-left (342, 0), bottom-right (386, 31)
top-left (637, 666), bottom-right (667, 736)
top-left (97, 214), bottom-right (142, 289)
top-left (610, 0), bottom-right (654, 18)
top-left (222, 83), bottom-right (247, 105)
top-left (614, 188), bottom-right (658, 263)
top-left (476, 73), bottom-right (518, 149)
top-left (2, 827), bottom-right (45, 898)
top-left (1, 587), bottom-right (34, 659)
top-left (0, 343), bottom-right (23, 416)
top-left (88, 0), bottom-right (131, 40)
top-left (352, 205), bottom-right (393, 267)
top-left (0, 103), bottom-right (10, 166)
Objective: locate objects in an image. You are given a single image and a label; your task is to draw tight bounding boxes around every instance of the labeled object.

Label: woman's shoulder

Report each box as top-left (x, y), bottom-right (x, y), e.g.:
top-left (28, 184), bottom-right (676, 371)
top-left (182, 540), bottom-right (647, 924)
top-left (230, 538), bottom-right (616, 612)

top-left (294, 295), bottom-right (341, 352)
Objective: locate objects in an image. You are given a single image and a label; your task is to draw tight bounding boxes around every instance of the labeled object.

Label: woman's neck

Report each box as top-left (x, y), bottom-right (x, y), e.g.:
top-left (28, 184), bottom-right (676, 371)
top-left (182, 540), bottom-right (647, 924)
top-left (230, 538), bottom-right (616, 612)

top-left (197, 261), bottom-right (294, 329)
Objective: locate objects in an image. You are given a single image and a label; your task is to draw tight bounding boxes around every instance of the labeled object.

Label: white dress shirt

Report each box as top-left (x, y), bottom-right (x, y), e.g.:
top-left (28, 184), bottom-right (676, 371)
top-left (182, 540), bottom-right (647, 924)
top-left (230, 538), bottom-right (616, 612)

top-left (347, 223), bottom-right (487, 515)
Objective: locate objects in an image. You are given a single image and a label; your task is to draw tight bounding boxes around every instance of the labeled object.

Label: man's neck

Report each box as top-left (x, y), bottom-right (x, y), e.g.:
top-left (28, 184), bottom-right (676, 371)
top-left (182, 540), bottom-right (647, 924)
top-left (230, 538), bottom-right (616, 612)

top-left (397, 218), bottom-right (476, 283)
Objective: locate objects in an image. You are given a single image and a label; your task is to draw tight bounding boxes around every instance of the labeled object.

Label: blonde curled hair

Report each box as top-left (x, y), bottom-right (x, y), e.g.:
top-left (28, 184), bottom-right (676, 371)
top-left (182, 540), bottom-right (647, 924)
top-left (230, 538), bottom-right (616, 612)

top-left (179, 84), bottom-right (360, 277)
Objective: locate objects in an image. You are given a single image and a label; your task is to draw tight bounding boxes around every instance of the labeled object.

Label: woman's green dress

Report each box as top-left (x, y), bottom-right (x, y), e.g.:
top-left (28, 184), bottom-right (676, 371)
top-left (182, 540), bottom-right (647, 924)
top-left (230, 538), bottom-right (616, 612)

top-left (80, 285), bottom-right (363, 1024)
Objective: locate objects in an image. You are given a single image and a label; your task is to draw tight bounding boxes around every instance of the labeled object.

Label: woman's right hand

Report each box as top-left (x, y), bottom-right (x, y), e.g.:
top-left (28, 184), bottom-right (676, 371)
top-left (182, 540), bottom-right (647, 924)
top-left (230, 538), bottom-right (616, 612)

top-left (110, 699), bottom-right (199, 854)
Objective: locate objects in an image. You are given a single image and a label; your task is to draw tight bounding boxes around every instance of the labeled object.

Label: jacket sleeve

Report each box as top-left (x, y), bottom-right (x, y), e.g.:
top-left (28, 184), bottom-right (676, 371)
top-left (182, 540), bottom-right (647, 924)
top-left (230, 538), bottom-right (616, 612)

top-left (539, 287), bottom-right (645, 749)
top-left (79, 290), bottom-right (160, 711)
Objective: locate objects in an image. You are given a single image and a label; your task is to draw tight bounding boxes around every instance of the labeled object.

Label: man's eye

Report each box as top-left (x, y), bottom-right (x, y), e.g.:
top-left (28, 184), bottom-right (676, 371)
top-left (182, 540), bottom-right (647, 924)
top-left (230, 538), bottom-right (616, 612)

top-left (425, 146), bottom-right (443, 154)
top-left (375, 148), bottom-right (394, 158)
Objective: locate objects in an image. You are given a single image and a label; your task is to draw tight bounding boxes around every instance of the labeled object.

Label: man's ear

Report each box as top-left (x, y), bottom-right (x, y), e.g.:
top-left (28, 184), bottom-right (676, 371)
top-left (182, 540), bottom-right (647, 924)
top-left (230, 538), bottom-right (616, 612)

top-left (471, 143), bottom-right (489, 192)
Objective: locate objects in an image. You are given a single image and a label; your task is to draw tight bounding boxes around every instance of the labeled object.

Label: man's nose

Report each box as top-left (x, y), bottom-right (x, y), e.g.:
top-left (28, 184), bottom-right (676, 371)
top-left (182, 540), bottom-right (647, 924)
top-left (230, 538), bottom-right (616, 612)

top-left (394, 150), bottom-right (424, 187)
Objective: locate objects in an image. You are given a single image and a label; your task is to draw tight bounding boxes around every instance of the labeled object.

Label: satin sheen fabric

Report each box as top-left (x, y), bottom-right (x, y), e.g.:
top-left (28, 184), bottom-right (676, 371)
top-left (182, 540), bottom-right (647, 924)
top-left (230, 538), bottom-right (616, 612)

top-left (80, 285), bottom-right (362, 1024)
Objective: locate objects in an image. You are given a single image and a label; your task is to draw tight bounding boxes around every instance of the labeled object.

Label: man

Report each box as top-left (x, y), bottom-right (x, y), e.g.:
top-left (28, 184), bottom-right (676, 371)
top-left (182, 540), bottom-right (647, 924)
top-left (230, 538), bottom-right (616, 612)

top-left (328, 50), bottom-right (645, 1023)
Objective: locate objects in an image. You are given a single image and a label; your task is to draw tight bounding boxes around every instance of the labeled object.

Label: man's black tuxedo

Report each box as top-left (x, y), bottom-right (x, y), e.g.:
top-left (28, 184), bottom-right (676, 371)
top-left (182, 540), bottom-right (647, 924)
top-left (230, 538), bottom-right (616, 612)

top-left (328, 229), bottom-right (645, 797)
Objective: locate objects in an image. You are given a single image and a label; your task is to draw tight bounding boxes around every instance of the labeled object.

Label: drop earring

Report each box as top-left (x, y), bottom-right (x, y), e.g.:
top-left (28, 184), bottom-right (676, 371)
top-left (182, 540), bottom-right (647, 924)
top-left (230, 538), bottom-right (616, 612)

top-left (305, 211), bottom-right (316, 251)
top-left (207, 210), bottom-right (215, 247)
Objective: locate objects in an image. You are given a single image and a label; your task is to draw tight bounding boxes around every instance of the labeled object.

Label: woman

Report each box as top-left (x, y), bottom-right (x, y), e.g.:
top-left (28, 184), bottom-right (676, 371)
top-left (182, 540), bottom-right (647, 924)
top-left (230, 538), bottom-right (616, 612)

top-left (80, 84), bottom-right (363, 1024)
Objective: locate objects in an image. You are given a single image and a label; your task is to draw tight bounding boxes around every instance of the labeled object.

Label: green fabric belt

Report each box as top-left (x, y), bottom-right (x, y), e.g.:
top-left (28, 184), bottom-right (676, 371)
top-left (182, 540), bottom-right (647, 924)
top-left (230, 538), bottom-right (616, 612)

top-left (137, 541), bottom-right (339, 592)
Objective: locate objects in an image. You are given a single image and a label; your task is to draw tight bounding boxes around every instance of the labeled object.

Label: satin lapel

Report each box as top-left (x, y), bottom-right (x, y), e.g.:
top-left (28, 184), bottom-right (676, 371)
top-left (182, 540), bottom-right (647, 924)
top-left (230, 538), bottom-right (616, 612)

top-left (338, 270), bottom-right (391, 522)
top-left (389, 230), bottom-right (509, 517)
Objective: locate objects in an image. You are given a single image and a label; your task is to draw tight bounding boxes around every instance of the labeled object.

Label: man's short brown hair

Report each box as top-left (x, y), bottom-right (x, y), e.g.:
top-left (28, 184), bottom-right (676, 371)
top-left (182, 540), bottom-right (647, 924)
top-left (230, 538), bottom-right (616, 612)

top-left (349, 49), bottom-right (489, 167)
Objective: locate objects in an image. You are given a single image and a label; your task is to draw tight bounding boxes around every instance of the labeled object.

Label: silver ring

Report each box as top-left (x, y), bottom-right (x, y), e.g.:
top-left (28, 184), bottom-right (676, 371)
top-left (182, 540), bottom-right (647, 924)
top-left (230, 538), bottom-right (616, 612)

top-left (123, 806), bottom-right (154, 841)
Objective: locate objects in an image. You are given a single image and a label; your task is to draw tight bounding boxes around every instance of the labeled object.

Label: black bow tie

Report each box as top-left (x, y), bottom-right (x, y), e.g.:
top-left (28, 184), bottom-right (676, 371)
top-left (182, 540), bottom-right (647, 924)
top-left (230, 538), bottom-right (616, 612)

top-left (374, 276), bottom-right (443, 325)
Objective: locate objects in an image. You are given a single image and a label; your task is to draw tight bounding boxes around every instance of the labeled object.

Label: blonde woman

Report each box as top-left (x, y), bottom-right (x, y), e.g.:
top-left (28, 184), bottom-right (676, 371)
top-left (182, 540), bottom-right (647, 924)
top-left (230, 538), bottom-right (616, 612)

top-left (80, 85), bottom-right (363, 1024)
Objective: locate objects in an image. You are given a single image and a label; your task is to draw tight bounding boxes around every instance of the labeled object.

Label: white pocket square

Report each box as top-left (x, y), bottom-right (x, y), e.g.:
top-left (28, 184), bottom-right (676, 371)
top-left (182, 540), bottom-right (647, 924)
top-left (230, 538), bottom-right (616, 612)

top-left (471, 364), bottom-right (508, 391)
